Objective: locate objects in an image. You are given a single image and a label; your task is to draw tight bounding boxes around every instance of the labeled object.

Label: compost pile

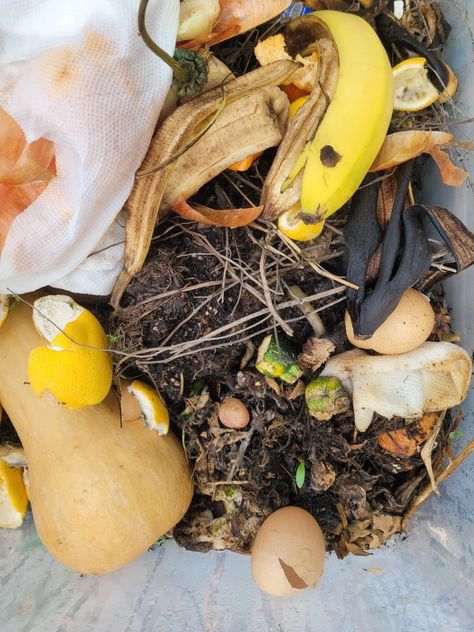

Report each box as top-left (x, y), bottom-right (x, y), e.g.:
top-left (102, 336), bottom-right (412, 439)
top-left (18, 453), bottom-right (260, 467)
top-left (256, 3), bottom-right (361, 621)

top-left (103, 0), bottom-right (474, 558)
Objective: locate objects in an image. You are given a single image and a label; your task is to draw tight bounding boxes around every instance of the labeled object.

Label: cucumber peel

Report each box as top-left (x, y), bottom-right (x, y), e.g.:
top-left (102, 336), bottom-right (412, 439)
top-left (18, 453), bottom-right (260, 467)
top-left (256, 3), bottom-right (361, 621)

top-left (256, 335), bottom-right (303, 384)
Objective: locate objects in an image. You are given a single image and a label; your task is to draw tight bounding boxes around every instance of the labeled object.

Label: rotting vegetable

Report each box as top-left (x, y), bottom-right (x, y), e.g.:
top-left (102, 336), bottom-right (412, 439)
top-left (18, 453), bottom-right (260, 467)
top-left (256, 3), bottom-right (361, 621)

top-left (0, 299), bottom-right (193, 574)
top-left (321, 343), bottom-right (472, 432)
top-left (305, 376), bottom-right (350, 421)
top-left (256, 335), bottom-right (303, 384)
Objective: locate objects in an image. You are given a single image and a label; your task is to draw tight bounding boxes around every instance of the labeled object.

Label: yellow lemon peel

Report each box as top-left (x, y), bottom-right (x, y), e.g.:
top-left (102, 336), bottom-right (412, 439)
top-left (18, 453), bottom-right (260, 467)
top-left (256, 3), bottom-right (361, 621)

top-left (127, 380), bottom-right (170, 435)
top-left (28, 295), bottom-right (113, 409)
top-left (393, 57), bottom-right (439, 112)
top-left (0, 460), bottom-right (28, 528)
top-left (278, 208), bottom-right (325, 242)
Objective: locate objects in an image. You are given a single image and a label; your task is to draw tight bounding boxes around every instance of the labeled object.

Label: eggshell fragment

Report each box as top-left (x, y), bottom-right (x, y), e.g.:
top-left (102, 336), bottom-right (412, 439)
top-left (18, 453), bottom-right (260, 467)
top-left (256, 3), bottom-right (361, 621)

top-left (345, 289), bottom-right (435, 355)
top-left (251, 506), bottom-right (325, 596)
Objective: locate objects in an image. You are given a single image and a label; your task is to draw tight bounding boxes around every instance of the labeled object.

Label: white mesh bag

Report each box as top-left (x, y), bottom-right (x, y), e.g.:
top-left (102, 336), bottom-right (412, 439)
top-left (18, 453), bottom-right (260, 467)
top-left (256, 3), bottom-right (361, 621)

top-left (0, 0), bottom-right (179, 295)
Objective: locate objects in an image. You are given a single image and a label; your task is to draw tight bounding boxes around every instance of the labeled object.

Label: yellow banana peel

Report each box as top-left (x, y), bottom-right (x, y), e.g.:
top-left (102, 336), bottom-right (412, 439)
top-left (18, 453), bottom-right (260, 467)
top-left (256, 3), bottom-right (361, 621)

top-left (264, 11), bottom-right (394, 240)
top-left (299, 11), bottom-right (394, 224)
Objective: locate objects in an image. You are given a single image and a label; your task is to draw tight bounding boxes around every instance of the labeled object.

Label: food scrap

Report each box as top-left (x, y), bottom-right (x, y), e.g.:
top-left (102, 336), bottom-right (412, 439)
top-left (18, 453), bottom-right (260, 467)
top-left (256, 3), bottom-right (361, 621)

top-left (0, 0), bottom-right (473, 598)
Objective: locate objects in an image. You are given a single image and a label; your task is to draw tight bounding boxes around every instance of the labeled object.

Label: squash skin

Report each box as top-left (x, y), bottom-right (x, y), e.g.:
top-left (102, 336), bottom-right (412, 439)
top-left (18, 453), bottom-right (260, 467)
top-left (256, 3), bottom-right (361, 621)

top-left (0, 299), bottom-right (193, 574)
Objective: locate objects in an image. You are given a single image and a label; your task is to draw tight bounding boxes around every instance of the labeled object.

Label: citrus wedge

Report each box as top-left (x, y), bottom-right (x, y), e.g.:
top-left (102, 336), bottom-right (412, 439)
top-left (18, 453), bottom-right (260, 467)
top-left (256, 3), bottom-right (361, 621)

top-left (127, 380), bottom-right (170, 435)
top-left (278, 208), bottom-right (325, 242)
top-left (393, 57), bottom-right (439, 112)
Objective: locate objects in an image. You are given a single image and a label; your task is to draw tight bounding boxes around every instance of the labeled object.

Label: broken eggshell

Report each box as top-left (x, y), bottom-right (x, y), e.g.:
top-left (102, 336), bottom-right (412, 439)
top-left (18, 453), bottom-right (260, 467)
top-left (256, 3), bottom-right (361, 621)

top-left (320, 342), bottom-right (472, 432)
top-left (345, 288), bottom-right (435, 355)
top-left (251, 506), bottom-right (325, 596)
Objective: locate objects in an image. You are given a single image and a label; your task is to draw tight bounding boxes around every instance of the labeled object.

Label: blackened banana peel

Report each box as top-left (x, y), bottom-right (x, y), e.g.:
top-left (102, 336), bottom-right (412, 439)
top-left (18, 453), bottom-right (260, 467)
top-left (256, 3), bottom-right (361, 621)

top-left (344, 163), bottom-right (474, 339)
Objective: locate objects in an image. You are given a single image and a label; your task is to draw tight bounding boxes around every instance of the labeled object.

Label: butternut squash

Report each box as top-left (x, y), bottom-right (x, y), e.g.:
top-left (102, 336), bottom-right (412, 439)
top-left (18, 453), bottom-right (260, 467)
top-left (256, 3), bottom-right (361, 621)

top-left (0, 299), bottom-right (193, 574)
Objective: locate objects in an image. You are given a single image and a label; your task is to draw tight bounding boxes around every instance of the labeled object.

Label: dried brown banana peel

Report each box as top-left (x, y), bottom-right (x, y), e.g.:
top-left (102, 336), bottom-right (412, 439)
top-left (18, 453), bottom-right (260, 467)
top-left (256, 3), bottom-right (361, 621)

top-left (161, 86), bottom-right (288, 212)
top-left (111, 60), bottom-right (298, 307)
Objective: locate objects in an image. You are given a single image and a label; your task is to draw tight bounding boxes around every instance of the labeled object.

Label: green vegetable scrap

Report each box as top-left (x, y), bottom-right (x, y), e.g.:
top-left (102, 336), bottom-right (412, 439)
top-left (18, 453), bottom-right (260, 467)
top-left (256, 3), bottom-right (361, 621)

top-left (256, 334), bottom-right (303, 384)
top-left (305, 376), bottom-right (350, 421)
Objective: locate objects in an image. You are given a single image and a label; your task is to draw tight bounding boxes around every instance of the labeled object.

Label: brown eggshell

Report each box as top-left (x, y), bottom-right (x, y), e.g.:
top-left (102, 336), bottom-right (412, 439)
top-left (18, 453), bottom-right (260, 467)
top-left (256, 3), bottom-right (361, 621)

top-left (345, 288), bottom-right (435, 355)
top-left (218, 397), bottom-right (250, 429)
top-left (251, 506), bottom-right (325, 596)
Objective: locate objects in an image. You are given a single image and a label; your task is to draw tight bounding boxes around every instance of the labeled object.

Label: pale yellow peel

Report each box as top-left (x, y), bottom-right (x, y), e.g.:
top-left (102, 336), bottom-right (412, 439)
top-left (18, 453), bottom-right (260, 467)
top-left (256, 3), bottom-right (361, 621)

top-left (393, 57), bottom-right (439, 112)
top-left (0, 460), bottom-right (28, 529)
top-left (128, 380), bottom-right (170, 435)
top-left (300, 11), bottom-right (394, 220)
top-left (28, 295), bottom-right (112, 409)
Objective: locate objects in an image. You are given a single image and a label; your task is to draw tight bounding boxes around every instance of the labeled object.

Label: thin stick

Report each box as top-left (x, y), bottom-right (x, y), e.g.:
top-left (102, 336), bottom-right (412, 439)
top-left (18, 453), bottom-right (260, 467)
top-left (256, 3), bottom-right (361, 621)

top-left (286, 284), bottom-right (326, 336)
top-left (402, 439), bottom-right (474, 530)
top-left (277, 229), bottom-right (359, 290)
top-left (260, 248), bottom-right (293, 336)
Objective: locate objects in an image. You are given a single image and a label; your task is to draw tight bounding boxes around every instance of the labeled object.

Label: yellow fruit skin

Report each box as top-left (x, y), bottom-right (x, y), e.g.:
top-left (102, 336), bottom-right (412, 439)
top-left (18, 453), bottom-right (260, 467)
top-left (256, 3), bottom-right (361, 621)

top-left (278, 214), bottom-right (325, 241)
top-left (28, 308), bottom-right (112, 409)
top-left (301, 11), bottom-right (394, 221)
top-left (0, 460), bottom-right (28, 520)
top-left (289, 95), bottom-right (310, 118)
top-left (130, 380), bottom-right (170, 434)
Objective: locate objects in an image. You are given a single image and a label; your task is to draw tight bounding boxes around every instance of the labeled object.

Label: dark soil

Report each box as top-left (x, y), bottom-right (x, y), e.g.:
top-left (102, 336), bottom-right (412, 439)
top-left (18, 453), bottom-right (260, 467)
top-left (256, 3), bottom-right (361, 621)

top-left (109, 219), bottom-right (345, 401)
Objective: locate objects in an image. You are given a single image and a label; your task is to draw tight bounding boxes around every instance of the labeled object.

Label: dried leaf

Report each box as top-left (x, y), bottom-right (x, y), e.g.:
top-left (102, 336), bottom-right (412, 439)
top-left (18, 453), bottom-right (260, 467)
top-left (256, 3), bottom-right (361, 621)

top-left (428, 144), bottom-right (468, 186)
top-left (264, 376), bottom-right (281, 396)
top-left (172, 198), bottom-right (263, 228)
top-left (288, 379), bottom-right (306, 401)
top-left (371, 514), bottom-right (402, 535)
top-left (370, 131), bottom-right (467, 187)
top-left (240, 341), bottom-right (255, 369)
top-left (345, 542), bottom-right (371, 557)
top-left (418, 205), bottom-right (474, 291)
top-left (371, 131), bottom-right (450, 171)
top-left (420, 412), bottom-right (445, 495)
top-left (298, 336), bottom-right (335, 371)
top-left (376, 173), bottom-right (404, 229)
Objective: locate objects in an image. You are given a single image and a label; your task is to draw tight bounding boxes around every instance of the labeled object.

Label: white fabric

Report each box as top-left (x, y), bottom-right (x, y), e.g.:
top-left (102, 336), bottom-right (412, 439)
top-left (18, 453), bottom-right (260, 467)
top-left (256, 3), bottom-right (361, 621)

top-left (0, 0), bottom-right (179, 295)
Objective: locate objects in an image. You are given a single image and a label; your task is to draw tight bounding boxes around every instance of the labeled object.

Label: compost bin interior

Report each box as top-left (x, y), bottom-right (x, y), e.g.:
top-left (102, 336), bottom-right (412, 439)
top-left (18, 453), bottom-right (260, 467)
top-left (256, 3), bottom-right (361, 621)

top-left (1, 1), bottom-right (473, 630)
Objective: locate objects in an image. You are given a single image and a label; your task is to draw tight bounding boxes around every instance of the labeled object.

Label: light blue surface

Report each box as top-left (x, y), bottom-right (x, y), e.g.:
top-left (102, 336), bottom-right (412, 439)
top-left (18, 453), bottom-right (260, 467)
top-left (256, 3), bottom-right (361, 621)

top-left (1, 2), bottom-right (473, 630)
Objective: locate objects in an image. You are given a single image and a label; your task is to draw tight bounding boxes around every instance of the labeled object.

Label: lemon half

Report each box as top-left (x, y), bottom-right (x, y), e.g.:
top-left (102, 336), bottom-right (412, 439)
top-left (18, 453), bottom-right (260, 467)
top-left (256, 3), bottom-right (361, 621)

top-left (393, 57), bottom-right (439, 112)
top-left (278, 209), bottom-right (325, 242)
